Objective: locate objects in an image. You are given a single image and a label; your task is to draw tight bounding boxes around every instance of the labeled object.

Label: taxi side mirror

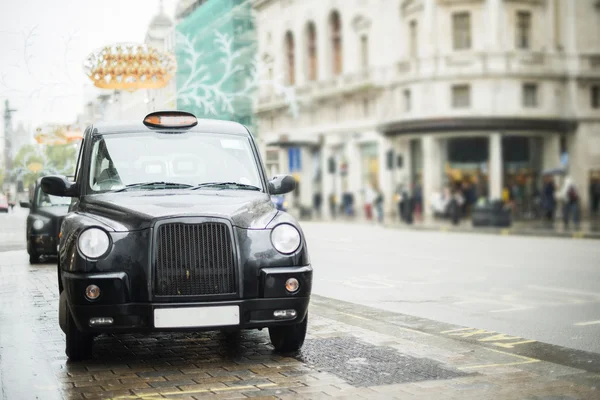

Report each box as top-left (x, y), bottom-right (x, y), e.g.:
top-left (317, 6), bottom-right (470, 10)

top-left (20, 201), bottom-right (31, 208)
top-left (268, 174), bottom-right (296, 195)
top-left (41, 175), bottom-right (78, 197)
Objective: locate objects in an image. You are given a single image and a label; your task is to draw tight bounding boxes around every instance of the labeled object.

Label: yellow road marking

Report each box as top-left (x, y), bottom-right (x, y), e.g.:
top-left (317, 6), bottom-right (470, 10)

top-left (500, 229), bottom-right (510, 235)
top-left (114, 383), bottom-right (276, 399)
top-left (440, 327), bottom-right (474, 334)
top-left (339, 311), bottom-right (369, 320)
top-left (493, 339), bottom-right (536, 348)
top-left (458, 347), bottom-right (541, 370)
top-left (575, 320), bottom-right (600, 326)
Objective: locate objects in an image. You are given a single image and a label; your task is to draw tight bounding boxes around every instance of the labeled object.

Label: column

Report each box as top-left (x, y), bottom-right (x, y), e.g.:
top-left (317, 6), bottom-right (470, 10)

top-left (422, 136), bottom-right (442, 220)
top-left (489, 133), bottom-right (503, 201)
top-left (542, 134), bottom-right (561, 171)
top-left (320, 144), bottom-right (334, 220)
top-left (299, 147), bottom-right (314, 210)
top-left (378, 135), bottom-right (394, 217)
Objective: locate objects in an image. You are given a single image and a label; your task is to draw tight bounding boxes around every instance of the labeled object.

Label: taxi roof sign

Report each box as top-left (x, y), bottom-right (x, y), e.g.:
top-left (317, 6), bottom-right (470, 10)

top-left (143, 111), bottom-right (198, 129)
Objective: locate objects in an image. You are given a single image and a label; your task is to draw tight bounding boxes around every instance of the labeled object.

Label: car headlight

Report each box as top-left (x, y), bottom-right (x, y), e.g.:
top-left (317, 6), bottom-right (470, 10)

top-left (270, 224), bottom-right (301, 254)
top-left (78, 228), bottom-right (111, 259)
top-left (32, 219), bottom-right (45, 230)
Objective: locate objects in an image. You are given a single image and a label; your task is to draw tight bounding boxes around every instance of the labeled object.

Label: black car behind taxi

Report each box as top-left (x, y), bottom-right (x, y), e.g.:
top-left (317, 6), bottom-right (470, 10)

top-left (41, 111), bottom-right (312, 361)
top-left (21, 178), bottom-right (71, 264)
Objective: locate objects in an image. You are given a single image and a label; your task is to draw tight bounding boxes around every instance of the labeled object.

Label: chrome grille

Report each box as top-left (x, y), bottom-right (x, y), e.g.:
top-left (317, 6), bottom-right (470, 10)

top-left (155, 222), bottom-right (236, 297)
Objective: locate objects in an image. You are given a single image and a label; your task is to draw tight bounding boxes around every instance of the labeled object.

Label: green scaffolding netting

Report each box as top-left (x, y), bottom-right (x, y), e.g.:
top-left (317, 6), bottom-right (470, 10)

top-left (175, 0), bottom-right (257, 131)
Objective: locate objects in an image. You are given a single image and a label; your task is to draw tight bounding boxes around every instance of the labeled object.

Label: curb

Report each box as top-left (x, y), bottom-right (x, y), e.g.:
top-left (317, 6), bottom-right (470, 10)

top-left (383, 223), bottom-right (600, 240)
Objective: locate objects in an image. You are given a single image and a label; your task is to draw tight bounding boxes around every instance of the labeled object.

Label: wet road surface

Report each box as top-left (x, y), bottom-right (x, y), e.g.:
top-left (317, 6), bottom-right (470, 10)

top-left (1, 212), bottom-right (600, 399)
top-left (302, 221), bottom-right (600, 354)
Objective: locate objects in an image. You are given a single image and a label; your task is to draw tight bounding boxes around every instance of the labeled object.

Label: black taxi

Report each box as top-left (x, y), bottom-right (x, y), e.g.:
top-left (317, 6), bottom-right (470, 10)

top-left (21, 177), bottom-right (71, 264)
top-left (41, 111), bottom-right (312, 360)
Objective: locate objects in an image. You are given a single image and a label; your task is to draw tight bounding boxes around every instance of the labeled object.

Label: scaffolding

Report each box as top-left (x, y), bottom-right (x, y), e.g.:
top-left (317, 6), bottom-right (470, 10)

top-left (175, 0), bottom-right (257, 130)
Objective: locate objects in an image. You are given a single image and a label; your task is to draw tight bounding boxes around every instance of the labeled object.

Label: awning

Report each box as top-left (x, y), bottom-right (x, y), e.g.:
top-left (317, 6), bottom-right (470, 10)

top-left (379, 117), bottom-right (579, 136)
top-left (266, 134), bottom-right (322, 148)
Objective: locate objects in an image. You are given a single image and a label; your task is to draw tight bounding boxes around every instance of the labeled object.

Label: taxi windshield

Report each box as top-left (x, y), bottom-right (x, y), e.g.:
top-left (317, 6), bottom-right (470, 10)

top-left (36, 192), bottom-right (71, 207)
top-left (87, 131), bottom-right (263, 193)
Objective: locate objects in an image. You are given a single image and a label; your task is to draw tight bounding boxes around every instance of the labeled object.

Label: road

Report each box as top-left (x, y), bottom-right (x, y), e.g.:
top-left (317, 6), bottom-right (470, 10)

top-left (1, 211), bottom-right (600, 399)
top-left (302, 221), bottom-right (600, 354)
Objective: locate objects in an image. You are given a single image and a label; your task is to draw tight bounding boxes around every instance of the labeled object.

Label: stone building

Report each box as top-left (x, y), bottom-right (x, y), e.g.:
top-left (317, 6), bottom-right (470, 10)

top-left (253, 0), bottom-right (600, 219)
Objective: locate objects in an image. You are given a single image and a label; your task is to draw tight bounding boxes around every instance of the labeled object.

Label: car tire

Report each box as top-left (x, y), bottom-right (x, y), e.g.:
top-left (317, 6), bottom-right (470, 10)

top-left (29, 252), bottom-right (40, 264)
top-left (268, 313), bottom-right (308, 353)
top-left (65, 304), bottom-right (93, 361)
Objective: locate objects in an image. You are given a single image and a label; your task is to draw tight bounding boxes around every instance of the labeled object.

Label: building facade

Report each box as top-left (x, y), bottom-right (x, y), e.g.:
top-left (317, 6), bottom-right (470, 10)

top-left (253, 0), bottom-right (600, 219)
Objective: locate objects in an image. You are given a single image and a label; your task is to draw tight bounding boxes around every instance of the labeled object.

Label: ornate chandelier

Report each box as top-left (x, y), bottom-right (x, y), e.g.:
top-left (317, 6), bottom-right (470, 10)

top-left (83, 43), bottom-right (176, 90)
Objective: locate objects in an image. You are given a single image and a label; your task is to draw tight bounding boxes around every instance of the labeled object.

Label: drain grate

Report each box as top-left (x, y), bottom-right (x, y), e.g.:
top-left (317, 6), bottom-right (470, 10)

top-left (297, 337), bottom-right (470, 387)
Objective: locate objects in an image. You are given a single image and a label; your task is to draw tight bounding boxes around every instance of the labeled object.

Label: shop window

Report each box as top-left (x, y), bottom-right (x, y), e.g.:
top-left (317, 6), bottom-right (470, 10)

top-left (502, 136), bottom-right (530, 163)
top-left (452, 84), bottom-right (470, 108)
top-left (448, 138), bottom-right (488, 163)
top-left (592, 85), bottom-right (600, 109)
top-left (523, 83), bottom-right (538, 107)
top-left (452, 12), bottom-right (471, 50)
top-left (516, 11), bottom-right (532, 50)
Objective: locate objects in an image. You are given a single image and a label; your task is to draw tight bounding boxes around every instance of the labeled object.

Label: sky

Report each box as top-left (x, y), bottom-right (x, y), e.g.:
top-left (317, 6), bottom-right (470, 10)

top-left (0, 0), bottom-right (179, 137)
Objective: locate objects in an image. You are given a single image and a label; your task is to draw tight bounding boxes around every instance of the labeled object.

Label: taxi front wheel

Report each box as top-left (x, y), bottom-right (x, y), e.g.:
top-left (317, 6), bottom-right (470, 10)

top-left (268, 313), bottom-right (308, 353)
top-left (65, 305), bottom-right (93, 361)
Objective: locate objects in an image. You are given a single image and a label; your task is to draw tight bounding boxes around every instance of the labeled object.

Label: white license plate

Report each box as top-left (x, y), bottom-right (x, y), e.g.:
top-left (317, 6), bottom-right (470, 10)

top-left (154, 306), bottom-right (240, 328)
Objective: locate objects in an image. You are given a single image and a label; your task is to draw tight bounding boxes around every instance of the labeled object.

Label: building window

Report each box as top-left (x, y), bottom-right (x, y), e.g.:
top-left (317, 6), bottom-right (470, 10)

top-left (285, 31), bottom-right (295, 85)
top-left (409, 20), bottom-right (418, 58)
top-left (451, 84), bottom-right (470, 108)
top-left (403, 89), bottom-right (411, 112)
top-left (306, 22), bottom-right (318, 81)
top-left (523, 83), bottom-right (538, 107)
top-left (516, 11), bottom-right (532, 49)
top-left (592, 85), bottom-right (600, 108)
top-left (360, 35), bottom-right (369, 71)
top-left (452, 12), bottom-right (471, 50)
top-left (330, 11), bottom-right (343, 76)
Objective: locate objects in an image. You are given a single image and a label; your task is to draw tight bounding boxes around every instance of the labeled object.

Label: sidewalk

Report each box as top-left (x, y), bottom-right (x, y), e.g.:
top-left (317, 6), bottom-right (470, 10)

top-left (295, 212), bottom-right (600, 240)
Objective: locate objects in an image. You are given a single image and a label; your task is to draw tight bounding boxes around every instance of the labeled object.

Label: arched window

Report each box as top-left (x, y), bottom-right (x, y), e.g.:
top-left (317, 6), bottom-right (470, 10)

top-left (329, 11), bottom-right (342, 76)
top-left (306, 22), bottom-right (318, 81)
top-left (285, 31), bottom-right (295, 85)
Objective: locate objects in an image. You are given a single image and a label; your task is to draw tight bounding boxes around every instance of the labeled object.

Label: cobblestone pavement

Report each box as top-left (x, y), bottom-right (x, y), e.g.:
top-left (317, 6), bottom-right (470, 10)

top-left (1, 250), bottom-right (599, 400)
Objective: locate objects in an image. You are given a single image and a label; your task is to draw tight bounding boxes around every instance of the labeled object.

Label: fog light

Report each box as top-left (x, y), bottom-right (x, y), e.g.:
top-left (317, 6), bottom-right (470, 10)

top-left (273, 309), bottom-right (297, 319)
top-left (285, 278), bottom-right (299, 293)
top-left (85, 285), bottom-right (101, 300)
top-left (89, 317), bottom-right (113, 326)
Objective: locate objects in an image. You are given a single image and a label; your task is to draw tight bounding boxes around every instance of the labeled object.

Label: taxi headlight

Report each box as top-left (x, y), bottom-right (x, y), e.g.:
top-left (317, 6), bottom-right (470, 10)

top-left (270, 224), bottom-right (301, 254)
top-left (32, 219), bottom-right (45, 230)
top-left (78, 228), bottom-right (110, 259)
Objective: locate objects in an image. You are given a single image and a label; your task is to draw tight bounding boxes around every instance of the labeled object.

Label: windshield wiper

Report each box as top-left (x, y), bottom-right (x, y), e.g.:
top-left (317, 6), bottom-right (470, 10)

top-left (192, 182), bottom-right (261, 191)
top-left (114, 182), bottom-right (193, 192)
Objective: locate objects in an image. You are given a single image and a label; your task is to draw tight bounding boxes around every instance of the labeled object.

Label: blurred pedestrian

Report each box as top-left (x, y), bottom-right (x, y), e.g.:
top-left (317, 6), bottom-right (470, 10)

top-left (560, 176), bottom-right (581, 230)
top-left (363, 184), bottom-right (376, 221)
top-left (329, 193), bottom-right (337, 219)
top-left (590, 176), bottom-right (600, 218)
top-left (449, 185), bottom-right (464, 225)
top-left (541, 175), bottom-right (556, 226)
top-left (374, 188), bottom-right (384, 223)
top-left (313, 192), bottom-right (322, 219)
top-left (413, 182), bottom-right (423, 221)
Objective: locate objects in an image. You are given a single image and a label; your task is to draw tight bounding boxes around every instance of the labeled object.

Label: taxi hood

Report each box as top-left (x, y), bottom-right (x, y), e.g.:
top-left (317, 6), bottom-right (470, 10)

top-left (81, 190), bottom-right (278, 231)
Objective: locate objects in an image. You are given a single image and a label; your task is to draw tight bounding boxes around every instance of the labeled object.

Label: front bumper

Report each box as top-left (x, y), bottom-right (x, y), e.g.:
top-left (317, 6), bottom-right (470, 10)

top-left (63, 266), bottom-right (312, 333)
top-left (29, 234), bottom-right (58, 255)
top-left (69, 297), bottom-right (310, 333)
